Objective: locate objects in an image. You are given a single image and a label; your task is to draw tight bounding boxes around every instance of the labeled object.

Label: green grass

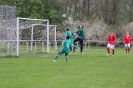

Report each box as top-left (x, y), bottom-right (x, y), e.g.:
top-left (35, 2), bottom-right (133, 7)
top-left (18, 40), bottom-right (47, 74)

top-left (0, 47), bottom-right (133, 88)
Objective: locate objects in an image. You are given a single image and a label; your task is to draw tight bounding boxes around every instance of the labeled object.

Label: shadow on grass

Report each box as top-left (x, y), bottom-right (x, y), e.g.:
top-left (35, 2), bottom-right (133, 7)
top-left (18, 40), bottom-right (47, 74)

top-left (0, 54), bottom-right (19, 58)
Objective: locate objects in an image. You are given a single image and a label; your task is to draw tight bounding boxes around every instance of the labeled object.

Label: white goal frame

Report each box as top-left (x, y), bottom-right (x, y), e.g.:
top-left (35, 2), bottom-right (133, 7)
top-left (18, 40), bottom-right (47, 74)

top-left (16, 17), bottom-right (49, 56)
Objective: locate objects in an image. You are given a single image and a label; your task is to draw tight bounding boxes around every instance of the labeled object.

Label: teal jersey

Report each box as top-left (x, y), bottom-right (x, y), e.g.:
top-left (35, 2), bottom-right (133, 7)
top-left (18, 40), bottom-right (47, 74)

top-left (62, 39), bottom-right (71, 53)
top-left (76, 26), bottom-right (84, 39)
top-left (65, 31), bottom-right (74, 39)
top-left (65, 31), bottom-right (74, 44)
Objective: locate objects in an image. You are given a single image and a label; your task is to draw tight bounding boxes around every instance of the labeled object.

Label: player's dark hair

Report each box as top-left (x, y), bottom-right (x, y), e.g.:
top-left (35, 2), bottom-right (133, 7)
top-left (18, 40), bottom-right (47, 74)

top-left (66, 36), bottom-right (70, 39)
top-left (78, 26), bottom-right (80, 29)
top-left (66, 28), bottom-right (69, 31)
top-left (78, 25), bottom-right (81, 29)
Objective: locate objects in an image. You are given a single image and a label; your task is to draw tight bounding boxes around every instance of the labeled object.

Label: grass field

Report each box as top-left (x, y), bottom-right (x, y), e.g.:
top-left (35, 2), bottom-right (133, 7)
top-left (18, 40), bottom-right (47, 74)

top-left (0, 47), bottom-right (133, 88)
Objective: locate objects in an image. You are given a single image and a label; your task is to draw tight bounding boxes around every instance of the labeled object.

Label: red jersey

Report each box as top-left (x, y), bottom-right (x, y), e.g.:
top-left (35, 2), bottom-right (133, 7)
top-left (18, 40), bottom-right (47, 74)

top-left (124, 35), bottom-right (132, 44)
top-left (106, 33), bottom-right (116, 45)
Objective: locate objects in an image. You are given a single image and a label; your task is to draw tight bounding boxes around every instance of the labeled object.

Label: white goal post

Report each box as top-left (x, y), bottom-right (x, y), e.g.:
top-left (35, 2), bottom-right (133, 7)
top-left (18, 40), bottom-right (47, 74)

top-left (16, 17), bottom-right (49, 56)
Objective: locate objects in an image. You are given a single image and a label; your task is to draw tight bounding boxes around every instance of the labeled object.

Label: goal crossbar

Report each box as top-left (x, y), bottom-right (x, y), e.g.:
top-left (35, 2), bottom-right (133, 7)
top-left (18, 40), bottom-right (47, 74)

top-left (18, 17), bottom-right (49, 22)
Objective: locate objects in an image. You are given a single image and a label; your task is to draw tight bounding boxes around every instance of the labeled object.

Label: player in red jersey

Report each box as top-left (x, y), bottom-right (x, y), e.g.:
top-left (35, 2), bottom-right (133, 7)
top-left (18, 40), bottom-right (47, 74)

top-left (124, 32), bottom-right (132, 53)
top-left (106, 30), bottom-right (116, 56)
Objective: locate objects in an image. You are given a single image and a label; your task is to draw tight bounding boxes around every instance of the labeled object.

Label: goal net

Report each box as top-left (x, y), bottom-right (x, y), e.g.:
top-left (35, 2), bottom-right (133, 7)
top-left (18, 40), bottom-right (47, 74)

top-left (30, 24), bottom-right (57, 52)
top-left (0, 17), bottom-right (50, 56)
top-left (0, 5), bottom-right (16, 56)
top-left (17, 17), bottom-right (50, 56)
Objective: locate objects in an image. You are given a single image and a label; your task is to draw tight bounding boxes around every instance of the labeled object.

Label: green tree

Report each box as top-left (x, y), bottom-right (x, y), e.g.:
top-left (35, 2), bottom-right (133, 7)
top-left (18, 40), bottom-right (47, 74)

top-left (0, 0), bottom-right (67, 24)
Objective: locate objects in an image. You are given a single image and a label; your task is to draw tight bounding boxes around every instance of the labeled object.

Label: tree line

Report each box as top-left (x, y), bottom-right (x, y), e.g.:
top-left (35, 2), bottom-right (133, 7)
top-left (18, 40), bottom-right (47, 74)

top-left (0, 0), bottom-right (133, 26)
top-left (0, 0), bottom-right (67, 24)
top-left (65, 0), bottom-right (133, 26)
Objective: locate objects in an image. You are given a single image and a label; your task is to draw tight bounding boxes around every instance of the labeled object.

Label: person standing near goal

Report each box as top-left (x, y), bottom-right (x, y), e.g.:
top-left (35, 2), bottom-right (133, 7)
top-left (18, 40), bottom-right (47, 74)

top-left (52, 36), bottom-right (72, 63)
top-left (124, 32), bottom-right (132, 53)
top-left (106, 30), bottom-right (116, 56)
top-left (74, 21), bottom-right (85, 54)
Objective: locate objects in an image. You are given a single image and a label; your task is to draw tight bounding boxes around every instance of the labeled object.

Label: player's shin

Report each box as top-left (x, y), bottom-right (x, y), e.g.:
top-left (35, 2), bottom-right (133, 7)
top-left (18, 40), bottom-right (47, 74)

top-left (66, 56), bottom-right (68, 62)
top-left (128, 48), bottom-right (130, 53)
top-left (80, 47), bottom-right (82, 53)
top-left (54, 55), bottom-right (58, 60)
top-left (107, 48), bottom-right (110, 54)
top-left (126, 48), bottom-right (127, 53)
top-left (112, 49), bottom-right (114, 55)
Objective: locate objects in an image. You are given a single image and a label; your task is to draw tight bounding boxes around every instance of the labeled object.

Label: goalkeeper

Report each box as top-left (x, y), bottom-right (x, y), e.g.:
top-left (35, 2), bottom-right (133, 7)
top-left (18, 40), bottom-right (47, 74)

top-left (74, 21), bottom-right (85, 54)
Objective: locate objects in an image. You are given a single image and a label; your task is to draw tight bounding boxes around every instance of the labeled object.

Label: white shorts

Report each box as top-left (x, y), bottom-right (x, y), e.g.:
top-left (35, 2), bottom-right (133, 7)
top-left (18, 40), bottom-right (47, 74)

top-left (107, 43), bottom-right (115, 49)
top-left (125, 43), bottom-right (130, 47)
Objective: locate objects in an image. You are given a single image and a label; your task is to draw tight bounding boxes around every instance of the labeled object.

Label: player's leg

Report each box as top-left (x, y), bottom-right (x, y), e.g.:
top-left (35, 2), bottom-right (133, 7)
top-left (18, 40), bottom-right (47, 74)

top-left (79, 38), bottom-right (83, 54)
top-left (76, 44), bottom-right (80, 52)
top-left (52, 55), bottom-right (59, 62)
top-left (74, 44), bottom-right (79, 52)
top-left (73, 43), bottom-right (76, 52)
top-left (107, 43), bottom-right (110, 56)
top-left (125, 44), bottom-right (128, 53)
top-left (73, 46), bottom-right (75, 52)
top-left (52, 49), bottom-right (63, 62)
top-left (127, 48), bottom-right (130, 53)
top-left (74, 37), bottom-right (80, 43)
top-left (127, 44), bottom-right (130, 53)
top-left (112, 49), bottom-right (114, 56)
top-left (70, 39), bottom-right (74, 52)
top-left (111, 45), bottom-right (115, 56)
top-left (65, 53), bottom-right (69, 63)
top-left (73, 38), bottom-right (79, 53)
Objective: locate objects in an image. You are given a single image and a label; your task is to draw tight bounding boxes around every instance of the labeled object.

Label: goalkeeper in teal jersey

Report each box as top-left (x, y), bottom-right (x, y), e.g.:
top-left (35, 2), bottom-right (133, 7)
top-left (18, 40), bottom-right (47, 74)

top-left (74, 21), bottom-right (85, 54)
top-left (65, 28), bottom-right (74, 51)
top-left (52, 36), bottom-right (72, 63)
